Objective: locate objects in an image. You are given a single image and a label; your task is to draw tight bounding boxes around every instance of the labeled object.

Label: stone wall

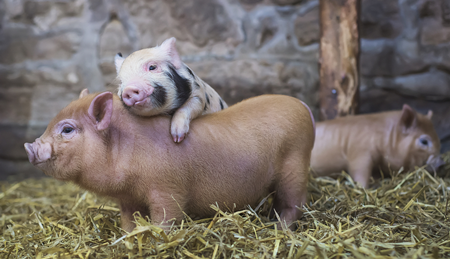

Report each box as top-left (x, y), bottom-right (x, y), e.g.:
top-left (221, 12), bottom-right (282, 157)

top-left (0, 0), bottom-right (449, 180)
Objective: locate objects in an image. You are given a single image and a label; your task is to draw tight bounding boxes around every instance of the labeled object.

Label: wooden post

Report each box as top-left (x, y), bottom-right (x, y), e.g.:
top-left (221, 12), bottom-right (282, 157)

top-left (319, 0), bottom-right (360, 120)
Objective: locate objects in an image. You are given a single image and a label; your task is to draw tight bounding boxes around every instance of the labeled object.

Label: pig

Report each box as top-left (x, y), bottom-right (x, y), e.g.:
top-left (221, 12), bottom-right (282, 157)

top-left (311, 104), bottom-right (444, 188)
top-left (114, 37), bottom-right (227, 143)
top-left (24, 91), bottom-right (315, 232)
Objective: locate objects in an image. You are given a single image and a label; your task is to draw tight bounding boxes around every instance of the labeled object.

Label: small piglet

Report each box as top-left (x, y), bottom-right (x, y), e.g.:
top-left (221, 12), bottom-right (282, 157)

top-left (24, 91), bottom-right (315, 231)
top-left (311, 104), bottom-right (444, 188)
top-left (115, 37), bottom-right (227, 143)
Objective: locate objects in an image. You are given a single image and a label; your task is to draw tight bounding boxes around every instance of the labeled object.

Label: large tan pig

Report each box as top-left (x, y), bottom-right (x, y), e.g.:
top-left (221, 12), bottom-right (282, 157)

top-left (24, 92), bottom-right (315, 231)
top-left (311, 104), bottom-right (443, 188)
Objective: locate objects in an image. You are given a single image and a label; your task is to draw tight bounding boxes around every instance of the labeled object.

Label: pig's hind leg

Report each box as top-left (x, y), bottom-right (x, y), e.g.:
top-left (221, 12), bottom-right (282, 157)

top-left (272, 154), bottom-right (309, 230)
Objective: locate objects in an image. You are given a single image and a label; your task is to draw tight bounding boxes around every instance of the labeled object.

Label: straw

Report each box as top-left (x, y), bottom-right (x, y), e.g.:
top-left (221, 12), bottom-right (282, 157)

top-left (1, 152), bottom-right (449, 258)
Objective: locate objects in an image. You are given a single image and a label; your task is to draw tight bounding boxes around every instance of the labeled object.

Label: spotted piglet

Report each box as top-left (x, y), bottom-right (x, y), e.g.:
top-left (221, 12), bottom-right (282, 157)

top-left (114, 37), bottom-right (227, 142)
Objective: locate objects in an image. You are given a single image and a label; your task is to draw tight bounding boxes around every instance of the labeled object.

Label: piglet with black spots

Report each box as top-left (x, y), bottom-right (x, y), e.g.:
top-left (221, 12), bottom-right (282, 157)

top-left (115, 37), bottom-right (227, 143)
top-left (24, 91), bottom-right (315, 232)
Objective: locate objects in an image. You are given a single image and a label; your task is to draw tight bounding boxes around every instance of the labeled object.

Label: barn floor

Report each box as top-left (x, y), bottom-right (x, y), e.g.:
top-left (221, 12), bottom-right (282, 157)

top-left (1, 153), bottom-right (450, 258)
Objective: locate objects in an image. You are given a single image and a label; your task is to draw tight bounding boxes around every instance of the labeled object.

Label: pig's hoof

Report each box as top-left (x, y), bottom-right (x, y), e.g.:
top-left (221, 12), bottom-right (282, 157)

top-left (172, 133), bottom-right (186, 143)
top-left (171, 120), bottom-right (189, 143)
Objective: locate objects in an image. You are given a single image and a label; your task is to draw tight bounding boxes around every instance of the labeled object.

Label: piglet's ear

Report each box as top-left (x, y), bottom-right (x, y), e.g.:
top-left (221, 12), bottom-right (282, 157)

top-left (400, 104), bottom-right (417, 133)
top-left (79, 88), bottom-right (89, 99)
top-left (115, 53), bottom-right (125, 74)
top-left (88, 92), bottom-right (113, 131)
top-left (159, 37), bottom-right (182, 69)
top-left (426, 110), bottom-right (433, 119)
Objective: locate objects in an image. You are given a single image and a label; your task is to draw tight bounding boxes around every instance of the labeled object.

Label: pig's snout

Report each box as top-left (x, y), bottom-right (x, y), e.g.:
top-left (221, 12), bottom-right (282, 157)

top-left (122, 85), bottom-right (154, 107)
top-left (426, 155), bottom-right (445, 172)
top-left (24, 143), bottom-right (36, 164)
top-left (24, 140), bottom-right (52, 166)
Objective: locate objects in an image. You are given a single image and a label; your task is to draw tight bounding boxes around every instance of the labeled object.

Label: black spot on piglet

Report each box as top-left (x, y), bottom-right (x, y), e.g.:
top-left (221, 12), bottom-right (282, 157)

top-left (186, 66), bottom-right (195, 78)
top-left (117, 52), bottom-right (122, 57)
top-left (167, 64), bottom-right (192, 107)
top-left (220, 99), bottom-right (224, 110)
top-left (205, 93), bottom-right (210, 105)
top-left (151, 83), bottom-right (167, 108)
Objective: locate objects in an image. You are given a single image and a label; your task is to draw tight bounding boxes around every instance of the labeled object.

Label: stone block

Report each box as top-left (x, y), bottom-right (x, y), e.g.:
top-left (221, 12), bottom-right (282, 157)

top-left (294, 4), bottom-right (319, 46)
top-left (7, 0), bottom-right (84, 28)
top-left (186, 59), bottom-right (319, 118)
top-left (369, 69), bottom-right (450, 101)
top-left (166, 0), bottom-right (241, 47)
top-left (0, 31), bottom-right (81, 64)
top-left (239, 0), bottom-right (264, 5)
top-left (242, 5), bottom-right (318, 59)
top-left (360, 39), bottom-right (426, 77)
top-left (0, 74), bottom-right (34, 125)
top-left (419, 0), bottom-right (450, 45)
top-left (360, 0), bottom-right (403, 39)
top-left (272, 0), bottom-right (303, 5)
top-left (99, 19), bottom-right (134, 59)
top-left (99, 19), bottom-right (134, 89)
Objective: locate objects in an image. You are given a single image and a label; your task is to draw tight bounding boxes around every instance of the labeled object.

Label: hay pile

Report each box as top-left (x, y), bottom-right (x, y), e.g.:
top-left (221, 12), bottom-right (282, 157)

top-left (1, 153), bottom-right (449, 258)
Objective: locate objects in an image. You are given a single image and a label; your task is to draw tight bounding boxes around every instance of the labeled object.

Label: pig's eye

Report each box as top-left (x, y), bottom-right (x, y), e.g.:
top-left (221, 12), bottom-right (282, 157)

top-left (149, 65), bottom-right (157, 71)
top-left (62, 127), bottom-right (74, 134)
top-left (420, 139), bottom-right (429, 146)
top-left (417, 135), bottom-right (432, 148)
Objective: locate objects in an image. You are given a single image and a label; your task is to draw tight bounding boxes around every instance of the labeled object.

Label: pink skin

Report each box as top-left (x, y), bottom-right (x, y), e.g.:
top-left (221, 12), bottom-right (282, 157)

top-left (121, 62), bottom-right (162, 108)
top-left (24, 140), bottom-right (51, 165)
top-left (122, 82), bottom-right (154, 107)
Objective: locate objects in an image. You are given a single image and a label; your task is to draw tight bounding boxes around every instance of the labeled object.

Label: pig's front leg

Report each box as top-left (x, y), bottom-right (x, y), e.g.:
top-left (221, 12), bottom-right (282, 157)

top-left (119, 201), bottom-right (149, 233)
top-left (171, 96), bottom-right (204, 143)
top-left (348, 155), bottom-right (373, 188)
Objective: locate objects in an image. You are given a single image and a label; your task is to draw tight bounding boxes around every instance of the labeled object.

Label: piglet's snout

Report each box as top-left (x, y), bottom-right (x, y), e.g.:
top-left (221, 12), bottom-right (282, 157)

top-left (122, 85), bottom-right (154, 107)
top-left (24, 143), bottom-right (36, 164)
top-left (426, 155), bottom-right (445, 171)
top-left (24, 139), bottom-right (51, 166)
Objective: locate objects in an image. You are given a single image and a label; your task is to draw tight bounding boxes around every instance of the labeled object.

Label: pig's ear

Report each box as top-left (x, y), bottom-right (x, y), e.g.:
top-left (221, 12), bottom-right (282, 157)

top-left (88, 92), bottom-right (113, 131)
top-left (159, 37), bottom-right (182, 69)
top-left (426, 110), bottom-right (433, 119)
top-left (400, 104), bottom-right (417, 133)
top-left (79, 88), bottom-right (89, 99)
top-left (115, 53), bottom-right (125, 74)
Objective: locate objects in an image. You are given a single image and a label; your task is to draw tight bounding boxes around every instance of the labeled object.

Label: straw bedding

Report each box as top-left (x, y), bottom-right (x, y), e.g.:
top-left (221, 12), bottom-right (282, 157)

top-left (1, 153), bottom-right (449, 258)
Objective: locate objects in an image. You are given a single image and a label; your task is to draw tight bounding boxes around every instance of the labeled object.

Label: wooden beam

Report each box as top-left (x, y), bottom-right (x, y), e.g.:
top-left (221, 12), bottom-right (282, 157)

top-left (319, 0), bottom-right (360, 120)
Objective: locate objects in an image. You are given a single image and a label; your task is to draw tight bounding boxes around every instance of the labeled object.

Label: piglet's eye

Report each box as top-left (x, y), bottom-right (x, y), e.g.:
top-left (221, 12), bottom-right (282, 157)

top-left (417, 135), bottom-right (432, 148)
top-left (149, 65), bottom-right (157, 71)
top-left (62, 127), bottom-right (74, 134)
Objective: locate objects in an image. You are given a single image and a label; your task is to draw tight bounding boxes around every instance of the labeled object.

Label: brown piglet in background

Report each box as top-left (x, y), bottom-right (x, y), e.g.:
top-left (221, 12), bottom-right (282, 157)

top-left (24, 91), bottom-right (315, 232)
top-left (311, 104), bottom-right (443, 188)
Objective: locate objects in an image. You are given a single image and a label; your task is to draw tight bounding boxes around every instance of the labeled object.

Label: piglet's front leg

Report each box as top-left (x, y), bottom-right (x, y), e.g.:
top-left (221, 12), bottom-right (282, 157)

top-left (348, 155), bottom-right (373, 188)
top-left (171, 96), bottom-right (204, 143)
